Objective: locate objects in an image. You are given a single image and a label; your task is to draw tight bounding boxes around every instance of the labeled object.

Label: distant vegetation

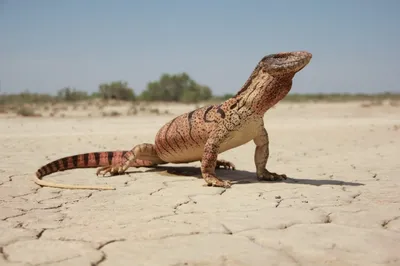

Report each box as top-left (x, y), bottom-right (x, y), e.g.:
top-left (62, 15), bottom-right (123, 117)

top-left (281, 92), bottom-right (400, 102)
top-left (0, 73), bottom-right (213, 105)
top-left (140, 73), bottom-right (212, 103)
top-left (98, 81), bottom-right (136, 101)
top-left (1, 72), bottom-right (400, 106)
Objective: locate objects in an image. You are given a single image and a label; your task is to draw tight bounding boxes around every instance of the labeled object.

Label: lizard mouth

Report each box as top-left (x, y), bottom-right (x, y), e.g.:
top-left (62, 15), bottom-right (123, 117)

top-left (263, 51), bottom-right (312, 75)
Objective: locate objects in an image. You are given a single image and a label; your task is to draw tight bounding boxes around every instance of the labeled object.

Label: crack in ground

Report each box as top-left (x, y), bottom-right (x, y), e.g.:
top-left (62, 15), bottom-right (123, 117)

top-left (247, 236), bottom-right (302, 266)
top-left (97, 239), bottom-right (126, 250)
top-left (149, 187), bottom-right (164, 196)
top-left (309, 203), bottom-right (348, 211)
top-left (223, 224), bottom-right (296, 235)
top-left (37, 194), bottom-right (63, 204)
top-left (157, 232), bottom-right (202, 240)
top-left (36, 229), bottom-right (46, 239)
top-left (311, 191), bottom-right (361, 207)
top-left (17, 203), bottom-right (64, 212)
top-left (123, 177), bottom-right (137, 187)
top-left (62, 192), bottom-right (96, 207)
top-left (187, 195), bottom-right (198, 204)
top-left (244, 232), bottom-right (305, 265)
top-left (275, 198), bottom-right (283, 208)
top-left (0, 233), bottom-right (41, 262)
top-left (10, 188), bottom-right (41, 199)
top-left (56, 213), bottom-right (67, 223)
top-left (2, 211), bottom-right (27, 221)
top-left (348, 192), bottom-right (362, 203)
top-left (49, 237), bottom-right (94, 245)
top-left (13, 222), bottom-right (23, 228)
top-left (382, 216), bottom-right (400, 229)
top-left (173, 194), bottom-right (199, 214)
top-left (246, 235), bottom-right (265, 248)
top-left (234, 227), bottom-right (262, 234)
top-left (116, 230), bottom-right (237, 241)
top-left (93, 239), bottom-right (126, 266)
top-left (93, 251), bottom-right (106, 266)
top-left (221, 223), bottom-right (233, 235)
top-left (1, 237), bottom-right (124, 265)
top-left (324, 213), bottom-right (332, 223)
top-left (278, 223), bottom-right (297, 230)
top-left (219, 188), bottom-right (227, 195)
top-left (159, 179), bottom-right (196, 189)
top-left (245, 236), bottom-right (301, 266)
top-left (147, 213), bottom-right (177, 222)
top-left (37, 255), bottom-right (81, 266)
top-left (0, 246), bottom-right (8, 261)
top-left (235, 219), bottom-right (331, 233)
top-left (173, 200), bottom-right (191, 212)
top-left (0, 175), bottom-right (13, 186)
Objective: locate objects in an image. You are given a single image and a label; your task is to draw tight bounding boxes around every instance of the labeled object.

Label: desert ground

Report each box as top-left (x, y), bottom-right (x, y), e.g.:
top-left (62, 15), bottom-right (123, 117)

top-left (0, 100), bottom-right (399, 266)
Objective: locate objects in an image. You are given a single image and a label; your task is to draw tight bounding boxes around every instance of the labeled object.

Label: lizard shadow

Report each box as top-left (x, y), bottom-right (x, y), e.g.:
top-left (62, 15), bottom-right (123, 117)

top-left (126, 165), bottom-right (365, 187)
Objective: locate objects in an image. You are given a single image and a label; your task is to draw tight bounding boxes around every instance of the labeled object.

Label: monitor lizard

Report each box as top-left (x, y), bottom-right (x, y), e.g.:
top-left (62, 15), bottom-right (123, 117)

top-left (34, 51), bottom-right (312, 190)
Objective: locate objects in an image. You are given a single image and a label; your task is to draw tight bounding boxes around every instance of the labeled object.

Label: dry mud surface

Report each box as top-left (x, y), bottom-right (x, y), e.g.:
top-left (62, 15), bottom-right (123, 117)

top-left (0, 102), bottom-right (399, 266)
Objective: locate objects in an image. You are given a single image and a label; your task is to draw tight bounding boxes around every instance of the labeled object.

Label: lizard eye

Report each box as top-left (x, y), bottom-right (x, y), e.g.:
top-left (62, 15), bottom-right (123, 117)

top-left (271, 53), bottom-right (288, 59)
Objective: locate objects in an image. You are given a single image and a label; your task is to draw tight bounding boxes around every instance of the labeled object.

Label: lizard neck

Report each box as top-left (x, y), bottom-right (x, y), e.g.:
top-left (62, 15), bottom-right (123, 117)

top-left (236, 70), bottom-right (294, 115)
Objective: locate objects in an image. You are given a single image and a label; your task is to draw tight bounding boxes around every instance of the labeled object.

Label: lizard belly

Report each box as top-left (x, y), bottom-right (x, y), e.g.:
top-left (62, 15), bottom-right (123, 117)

top-left (161, 147), bottom-right (205, 163)
top-left (219, 119), bottom-right (261, 153)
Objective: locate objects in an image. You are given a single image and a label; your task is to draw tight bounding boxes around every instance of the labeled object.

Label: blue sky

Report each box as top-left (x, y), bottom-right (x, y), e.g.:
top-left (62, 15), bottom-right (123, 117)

top-left (1, 0), bottom-right (399, 95)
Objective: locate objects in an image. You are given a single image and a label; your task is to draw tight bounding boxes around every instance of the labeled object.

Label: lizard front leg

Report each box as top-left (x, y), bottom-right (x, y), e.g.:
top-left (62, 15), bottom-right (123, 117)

top-left (253, 127), bottom-right (287, 181)
top-left (201, 131), bottom-right (232, 188)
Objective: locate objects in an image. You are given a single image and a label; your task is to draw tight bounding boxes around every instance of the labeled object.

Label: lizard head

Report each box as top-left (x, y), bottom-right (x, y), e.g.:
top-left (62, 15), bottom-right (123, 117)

top-left (260, 51), bottom-right (312, 76)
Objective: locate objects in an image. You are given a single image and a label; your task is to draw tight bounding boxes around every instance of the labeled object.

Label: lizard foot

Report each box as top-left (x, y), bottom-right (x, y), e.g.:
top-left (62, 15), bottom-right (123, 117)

top-left (257, 169), bottom-right (287, 181)
top-left (216, 159), bottom-right (236, 170)
top-left (203, 174), bottom-right (232, 188)
top-left (96, 165), bottom-right (126, 176)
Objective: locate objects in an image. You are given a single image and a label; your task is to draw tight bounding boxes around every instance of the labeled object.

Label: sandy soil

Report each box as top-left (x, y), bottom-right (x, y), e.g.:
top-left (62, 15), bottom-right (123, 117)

top-left (0, 101), bottom-right (399, 266)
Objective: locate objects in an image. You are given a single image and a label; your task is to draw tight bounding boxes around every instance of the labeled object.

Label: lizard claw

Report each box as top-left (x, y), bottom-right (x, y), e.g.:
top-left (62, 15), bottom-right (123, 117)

top-left (96, 165), bottom-right (125, 176)
top-left (257, 169), bottom-right (287, 181)
top-left (203, 174), bottom-right (232, 188)
top-left (220, 180), bottom-right (232, 188)
top-left (96, 166), bottom-right (110, 176)
top-left (216, 159), bottom-right (236, 170)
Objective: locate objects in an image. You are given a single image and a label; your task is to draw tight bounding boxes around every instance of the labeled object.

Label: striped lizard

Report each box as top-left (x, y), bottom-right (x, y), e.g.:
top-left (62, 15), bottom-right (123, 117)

top-left (35, 51), bottom-right (312, 190)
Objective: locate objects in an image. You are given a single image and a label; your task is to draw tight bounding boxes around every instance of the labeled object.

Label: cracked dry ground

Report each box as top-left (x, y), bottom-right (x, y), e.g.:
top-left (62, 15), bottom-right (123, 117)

top-left (1, 103), bottom-right (400, 266)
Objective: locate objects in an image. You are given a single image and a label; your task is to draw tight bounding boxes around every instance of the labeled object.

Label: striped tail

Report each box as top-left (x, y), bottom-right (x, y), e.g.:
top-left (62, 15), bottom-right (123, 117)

top-left (35, 151), bottom-right (131, 190)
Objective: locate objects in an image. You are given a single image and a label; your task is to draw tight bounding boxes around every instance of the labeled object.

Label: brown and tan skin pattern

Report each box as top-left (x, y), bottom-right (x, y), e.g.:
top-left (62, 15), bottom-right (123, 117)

top-left (35, 150), bottom-right (158, 190)
top-left (34, 51), bottom-right (312, 190)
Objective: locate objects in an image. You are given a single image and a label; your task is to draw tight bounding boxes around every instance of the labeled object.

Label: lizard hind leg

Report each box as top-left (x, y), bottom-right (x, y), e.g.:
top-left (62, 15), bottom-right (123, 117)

top-left (96, 143), bottom-right (164, 176)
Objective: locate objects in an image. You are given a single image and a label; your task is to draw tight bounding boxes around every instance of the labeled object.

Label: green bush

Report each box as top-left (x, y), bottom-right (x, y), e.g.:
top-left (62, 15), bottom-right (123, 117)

top-left (0, 91), bottom-right (55, 105)
top-left (98, 81), bottom-right (136, 101)
top-left (140, 73), bottom-right (213, 103)
top-left (57, 87), bottom-right (89, 102)
top-left (17, 106), bottom-right (40, 117)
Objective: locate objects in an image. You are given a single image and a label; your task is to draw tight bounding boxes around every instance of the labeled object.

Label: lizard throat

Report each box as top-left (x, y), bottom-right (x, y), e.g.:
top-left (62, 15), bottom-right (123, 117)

top-left (242, 75), bottom-right (293, 115)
